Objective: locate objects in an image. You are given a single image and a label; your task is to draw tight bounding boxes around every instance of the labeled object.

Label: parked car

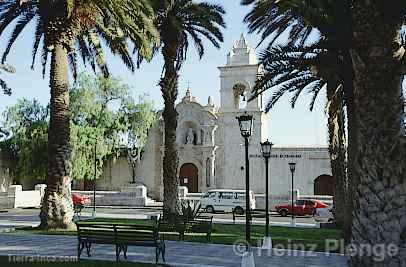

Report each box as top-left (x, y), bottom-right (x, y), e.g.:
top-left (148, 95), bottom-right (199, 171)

top-left (72, 193), bottom-right (91, 206)
top-left (313, 200), bottom-right (329, 209)
top-left (314, 206), bottom-right (334, 223)
top-left (200, 189), bottom-right (256, 213)
top-left (275, 199), bottom-right (328, 217)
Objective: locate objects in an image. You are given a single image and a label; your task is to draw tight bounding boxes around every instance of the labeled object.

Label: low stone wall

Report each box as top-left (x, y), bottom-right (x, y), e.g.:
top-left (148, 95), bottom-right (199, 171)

top-left (0, 185), bottom-right (42, 209)
top-left (72, 191), bottom-right (147, 206)
top-left (73, 184), bottom-right (151, 207)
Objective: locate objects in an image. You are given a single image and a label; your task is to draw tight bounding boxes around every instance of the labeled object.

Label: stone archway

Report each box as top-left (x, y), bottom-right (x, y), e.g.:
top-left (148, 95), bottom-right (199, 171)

top-left (233, 83), bottom-right (248, 109)
top-left (179, 163), bottom-right (199, 193)
top-left (314, 175), bottom-right (335, 196)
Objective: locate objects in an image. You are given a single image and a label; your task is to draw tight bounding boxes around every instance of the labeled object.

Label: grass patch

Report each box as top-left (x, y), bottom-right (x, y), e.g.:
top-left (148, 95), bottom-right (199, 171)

top-left (15, 218), bottom-right (343, 252)
top-left (0, 256), bottom-right (166, 267)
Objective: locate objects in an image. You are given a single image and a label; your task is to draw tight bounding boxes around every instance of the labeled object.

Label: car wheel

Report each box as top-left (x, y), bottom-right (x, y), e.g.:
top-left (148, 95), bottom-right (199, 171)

top-left (206, 205), bottom-right (215, 213)
top-left (280, 210), bottom-right (288, 217)
top-left (234, 206), bottom-right (244, 215)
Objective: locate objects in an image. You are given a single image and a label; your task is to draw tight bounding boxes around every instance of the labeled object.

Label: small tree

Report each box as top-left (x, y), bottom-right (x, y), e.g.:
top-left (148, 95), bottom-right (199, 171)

top-left (0, 99), bottom-right (49, 183)
top-left (70, 73), bottom-right (156, 183)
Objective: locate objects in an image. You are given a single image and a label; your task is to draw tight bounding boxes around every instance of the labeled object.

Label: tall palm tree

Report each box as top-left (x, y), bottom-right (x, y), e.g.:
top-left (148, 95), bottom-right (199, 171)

top-left (0, 63), bottom-right (15, 95)
top-left (250, 43), bottom-right (351, 233)
top-left (349, 2), bottom-right (406, 266)
top-left (150, 0), bottom-right (225, 215)
top-left (244, 1), bottom-right (406, 265)
top-left (242, 0), bottom-right (353, 236)
top-left (0, 0), bottom-right (158, 229)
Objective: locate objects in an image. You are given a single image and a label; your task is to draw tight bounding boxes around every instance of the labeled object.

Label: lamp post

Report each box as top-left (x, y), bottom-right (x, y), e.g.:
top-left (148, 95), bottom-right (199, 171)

top-left (260, 140), bottom-right (273, 238)
top-left (236, 112), bottom-right (253, 250)
top-left (92, 141), bottom-right (97, 218)
top-left (289, 162), bottom-right (296, 226)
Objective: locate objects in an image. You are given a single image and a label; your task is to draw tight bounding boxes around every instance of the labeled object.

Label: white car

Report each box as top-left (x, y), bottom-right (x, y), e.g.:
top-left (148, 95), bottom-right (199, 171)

top-left (200, 189), bottom-right (256, 213)
top-left (314, 206), bottom-right (334, 223)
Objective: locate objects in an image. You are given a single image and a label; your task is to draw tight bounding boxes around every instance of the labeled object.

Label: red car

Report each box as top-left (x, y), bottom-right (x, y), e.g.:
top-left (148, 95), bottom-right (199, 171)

top-left (72, 193), bottom-right (91, 206)
top-left (275, 199), bottom-right (328, 217)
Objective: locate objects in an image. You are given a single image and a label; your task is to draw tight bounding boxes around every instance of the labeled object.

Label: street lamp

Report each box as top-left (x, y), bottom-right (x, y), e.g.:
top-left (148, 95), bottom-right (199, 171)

top-left (92, 141), bottom-right (97, 218)
top-left (236, 112), bottom-right (253, 250)
top-left (289, 162), bottom-right (296, 226)
top-left (260, 140), bottom-right (273, 240)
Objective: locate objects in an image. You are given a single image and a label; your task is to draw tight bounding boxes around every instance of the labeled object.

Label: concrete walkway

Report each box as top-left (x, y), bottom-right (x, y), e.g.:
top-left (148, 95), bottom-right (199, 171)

top-left (0, 209), bottom-right (318, 231)
top-left (0, 234), bottom-right (347, 267)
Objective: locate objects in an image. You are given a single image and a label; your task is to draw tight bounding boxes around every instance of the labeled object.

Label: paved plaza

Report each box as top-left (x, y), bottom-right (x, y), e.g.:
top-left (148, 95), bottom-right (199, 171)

top-left (0, 233), bottom-right (347, 267)
top-left (0, 208), bottom-right (347, 266)
top-left (0, 208), bottom-right (318, 231)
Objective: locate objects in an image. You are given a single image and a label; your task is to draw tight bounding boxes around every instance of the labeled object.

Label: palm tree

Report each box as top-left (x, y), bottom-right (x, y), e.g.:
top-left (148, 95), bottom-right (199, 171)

top-left (150, 0), bottom-right (225, 215)
top-left (0, 63), bottom-right (15, 95)
top-left (243, 1), bottom-right (406, 265)
top-left (250, 43), bottom-right (351, 233)
top-left (0, 0), bottom-right (158, 229)
top-left (242, 0), bottom-right (353, 236)
top-left (349, 2), bottom-right (406, 266)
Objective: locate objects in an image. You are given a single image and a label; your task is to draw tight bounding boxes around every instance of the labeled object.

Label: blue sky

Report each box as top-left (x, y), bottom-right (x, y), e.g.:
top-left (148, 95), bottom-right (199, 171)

top-left (0, 1), bottom-right (329, 147)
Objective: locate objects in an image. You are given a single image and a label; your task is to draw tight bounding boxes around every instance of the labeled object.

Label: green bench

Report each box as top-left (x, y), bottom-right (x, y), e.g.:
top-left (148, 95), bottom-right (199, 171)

top-left (157, 217), bottom-right (186, 241)
top-left (75, 222), bottom-right (165, 263)
top-left (73, 204), bottom-right (84, 221)
top-left (184, 216), bottom-right (213, 242)
top-left (158, 215), bottom-right (213, 242)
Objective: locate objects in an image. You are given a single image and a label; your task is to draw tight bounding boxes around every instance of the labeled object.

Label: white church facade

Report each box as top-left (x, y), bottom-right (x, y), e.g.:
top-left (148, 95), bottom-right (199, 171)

top-left (130, 35), bottom-right (333, 201)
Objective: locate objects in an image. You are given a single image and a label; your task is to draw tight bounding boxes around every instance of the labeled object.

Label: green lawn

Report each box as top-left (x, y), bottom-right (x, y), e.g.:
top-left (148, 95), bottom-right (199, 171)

top-left (16, 218), bottom-right (343, 252)
top-left (0, 256), bottom-right (166, 267)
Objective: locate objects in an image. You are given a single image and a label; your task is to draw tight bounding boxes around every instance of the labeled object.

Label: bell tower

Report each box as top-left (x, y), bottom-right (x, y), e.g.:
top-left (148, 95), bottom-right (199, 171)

top-left (218, 34), bottom-right (267, 144)
top-left (216, 34), bottom-right (268, 189)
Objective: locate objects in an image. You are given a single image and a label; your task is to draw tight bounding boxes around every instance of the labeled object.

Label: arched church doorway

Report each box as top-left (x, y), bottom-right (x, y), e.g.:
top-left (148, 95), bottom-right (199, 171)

top-left (179, 163), bottom-right (198, 193)
top-left (314, 175), bottom-right (335, 196)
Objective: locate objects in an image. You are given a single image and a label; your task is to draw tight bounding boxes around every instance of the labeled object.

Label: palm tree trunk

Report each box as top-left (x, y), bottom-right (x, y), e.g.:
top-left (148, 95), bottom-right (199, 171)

top-left (39, 43), bottom-right (74, 230)
top-left (342, 51), bottom-right (356, 245)
top-left (160, 43), bottom-right (180, 215)
top-left (327, 80), bottom-right (347, 226)
top-left (350, 2), bottom-right (406, 266)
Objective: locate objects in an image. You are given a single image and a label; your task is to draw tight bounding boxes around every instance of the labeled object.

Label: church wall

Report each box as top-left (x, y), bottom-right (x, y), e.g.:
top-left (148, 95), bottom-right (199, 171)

top-left (219, 147), bottom-right (331, 196)
top-left (135, 125), bottom-right (162, 200)
top-left (0, 151), bottom-right (13, 192)
top-left (96, 156), bottom-right (132, 191)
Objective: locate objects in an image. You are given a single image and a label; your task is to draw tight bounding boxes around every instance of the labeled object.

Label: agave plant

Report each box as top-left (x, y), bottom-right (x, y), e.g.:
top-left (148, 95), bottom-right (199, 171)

top-left (179, 200), bottom-right (203, 223)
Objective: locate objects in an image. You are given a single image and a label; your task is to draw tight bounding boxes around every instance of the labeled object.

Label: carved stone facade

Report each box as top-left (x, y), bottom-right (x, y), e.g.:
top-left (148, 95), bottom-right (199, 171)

top-left (130, 35), bottom-right (333, 200)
